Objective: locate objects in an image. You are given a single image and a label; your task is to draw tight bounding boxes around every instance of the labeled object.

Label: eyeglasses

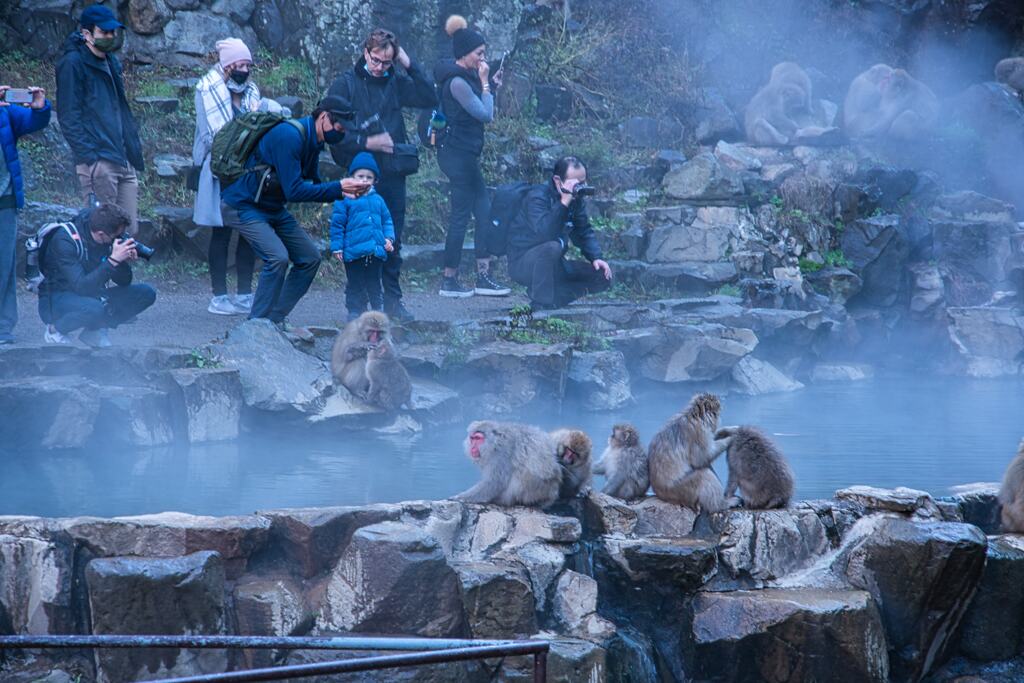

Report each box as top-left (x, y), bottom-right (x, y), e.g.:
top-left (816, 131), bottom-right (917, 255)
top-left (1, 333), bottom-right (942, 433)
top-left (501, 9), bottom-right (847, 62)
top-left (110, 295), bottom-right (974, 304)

top-left (366, 53), bottom-right (393, 69)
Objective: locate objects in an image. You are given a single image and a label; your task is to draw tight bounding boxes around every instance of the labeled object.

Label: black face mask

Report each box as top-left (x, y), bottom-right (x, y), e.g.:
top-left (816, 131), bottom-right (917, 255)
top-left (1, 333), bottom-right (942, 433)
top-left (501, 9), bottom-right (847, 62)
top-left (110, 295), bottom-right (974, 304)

top-left (229, 71), bottom-right (249, 85)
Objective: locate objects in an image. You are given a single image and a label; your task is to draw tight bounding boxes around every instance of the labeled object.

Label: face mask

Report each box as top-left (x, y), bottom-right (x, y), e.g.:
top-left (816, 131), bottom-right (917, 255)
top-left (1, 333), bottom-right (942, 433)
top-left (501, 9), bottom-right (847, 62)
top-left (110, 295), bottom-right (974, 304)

top-left (89, 33), bottom-right (118, 53)
top-left (323, 126), bottom-right (344, 145)
top-left (229, 71), bottom-right (249, 85)
top-left (226, 79), bottom-right (248, 94)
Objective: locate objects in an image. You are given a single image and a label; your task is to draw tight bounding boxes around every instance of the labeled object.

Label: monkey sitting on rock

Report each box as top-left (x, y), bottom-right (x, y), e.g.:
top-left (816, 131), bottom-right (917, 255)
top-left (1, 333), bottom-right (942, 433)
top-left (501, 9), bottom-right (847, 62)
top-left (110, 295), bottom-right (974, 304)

top-left (551, 429), bottom-right (593, 499)
top-left (365, 339), bottom-right (412, 412)
top-left (999, 439), bottom-right (1024, 533)
top-left (648, 393), bottom-right (730, 513)
top-left (714, 426), bottom-right (794, 509)
top-left (453, 421), bottom-right (562, 507)
top-left (331, 311), bottom-right (392, 399)
top-left (593, 423), bottom-right (649, 501)
top-left (843, 63), bottom-right (938, 140)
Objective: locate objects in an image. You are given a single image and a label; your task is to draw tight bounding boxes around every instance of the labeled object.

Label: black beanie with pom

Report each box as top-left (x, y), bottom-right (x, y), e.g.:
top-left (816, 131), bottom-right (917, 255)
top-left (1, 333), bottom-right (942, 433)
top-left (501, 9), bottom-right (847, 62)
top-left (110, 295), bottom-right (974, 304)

top-left (446, 15), bottom-right (485, 59)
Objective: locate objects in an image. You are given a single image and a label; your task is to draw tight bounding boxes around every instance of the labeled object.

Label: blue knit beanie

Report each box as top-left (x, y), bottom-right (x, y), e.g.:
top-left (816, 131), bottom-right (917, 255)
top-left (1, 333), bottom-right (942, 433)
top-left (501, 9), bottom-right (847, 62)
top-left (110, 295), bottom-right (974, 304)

top-left (348, 152), bottom-right (380, 177)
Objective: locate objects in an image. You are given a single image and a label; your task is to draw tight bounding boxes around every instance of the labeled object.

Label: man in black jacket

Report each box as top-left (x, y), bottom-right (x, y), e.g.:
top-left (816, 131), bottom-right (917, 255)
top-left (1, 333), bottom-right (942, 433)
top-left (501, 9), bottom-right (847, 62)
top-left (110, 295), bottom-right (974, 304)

top-left (328, 28), bottom-right (436, 321)
top-left (56, 5), bottom-right (144, 235)
top-left (508, 157), bottom-right (613, 309)
top-left (38, 203), bottom-right (156, 347)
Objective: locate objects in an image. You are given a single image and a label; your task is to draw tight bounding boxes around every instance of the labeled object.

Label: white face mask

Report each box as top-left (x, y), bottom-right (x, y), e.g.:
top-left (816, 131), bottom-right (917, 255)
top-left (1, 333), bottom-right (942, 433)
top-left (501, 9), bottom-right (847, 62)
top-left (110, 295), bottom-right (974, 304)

top-left (226, 78), bottom-right (248, 94)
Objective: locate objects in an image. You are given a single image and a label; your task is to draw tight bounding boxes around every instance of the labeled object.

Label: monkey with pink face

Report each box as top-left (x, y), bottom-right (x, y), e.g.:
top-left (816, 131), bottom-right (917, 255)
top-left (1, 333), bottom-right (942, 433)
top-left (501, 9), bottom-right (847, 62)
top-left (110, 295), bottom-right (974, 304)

top-left (453, 421), bottom-right (562, 508)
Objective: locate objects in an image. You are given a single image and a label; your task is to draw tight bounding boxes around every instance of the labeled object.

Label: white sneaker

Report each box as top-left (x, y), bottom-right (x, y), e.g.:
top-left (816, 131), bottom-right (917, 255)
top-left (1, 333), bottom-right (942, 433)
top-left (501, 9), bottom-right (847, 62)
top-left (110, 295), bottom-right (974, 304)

top-left (44, 325), bottom-right (70, 344)
top-left (208, 295), bottom-right (243, 316)
top-left (233, 293), bottom-right (254, 311)
top-left (79, 328), bottom-right (112, 348)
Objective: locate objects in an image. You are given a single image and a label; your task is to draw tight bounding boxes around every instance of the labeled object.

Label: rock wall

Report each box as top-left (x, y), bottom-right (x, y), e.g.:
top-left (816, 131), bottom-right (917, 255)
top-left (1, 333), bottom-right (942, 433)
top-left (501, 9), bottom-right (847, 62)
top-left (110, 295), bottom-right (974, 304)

top-left (0, 484), bottom-right (1019, 682)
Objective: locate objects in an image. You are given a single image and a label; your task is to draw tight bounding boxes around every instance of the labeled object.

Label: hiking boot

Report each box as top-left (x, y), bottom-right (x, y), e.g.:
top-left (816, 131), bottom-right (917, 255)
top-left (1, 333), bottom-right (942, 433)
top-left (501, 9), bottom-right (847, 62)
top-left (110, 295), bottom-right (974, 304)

top-left (44, 325), bottom-right (70, 345)
top-left (233, 293), bottom-right (254, 311)
top-left (385, 301), bottom-right (415, 323)
top-left (439, 276), bottom-right (474, 298)
top-left (79, 328), bottom-right (112, 348)
top-left (209, 295), bottom-right (244, 316)
top-left (278, 320), bottom-right (314, 343)
top-left (475, 271), bottom-right (512, 296)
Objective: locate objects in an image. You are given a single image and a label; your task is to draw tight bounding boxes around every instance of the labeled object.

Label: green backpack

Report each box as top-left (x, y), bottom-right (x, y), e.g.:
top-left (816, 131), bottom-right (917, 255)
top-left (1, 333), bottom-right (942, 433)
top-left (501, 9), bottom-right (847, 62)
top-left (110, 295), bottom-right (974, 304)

top-left (210, 112), bottom-right (305, 187)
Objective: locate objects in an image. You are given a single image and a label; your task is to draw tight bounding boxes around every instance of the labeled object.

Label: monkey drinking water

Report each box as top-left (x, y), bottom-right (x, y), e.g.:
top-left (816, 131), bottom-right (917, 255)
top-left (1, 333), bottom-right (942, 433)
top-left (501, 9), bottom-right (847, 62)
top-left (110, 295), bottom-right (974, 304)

top-left (593, 423), bottom-right (649, 501)
top-left (551, 428), bottom-right (593, 499)
top-left (453, 421), bottom-right (562, 507)
top-left (714, 426), bottom-right (794, 509)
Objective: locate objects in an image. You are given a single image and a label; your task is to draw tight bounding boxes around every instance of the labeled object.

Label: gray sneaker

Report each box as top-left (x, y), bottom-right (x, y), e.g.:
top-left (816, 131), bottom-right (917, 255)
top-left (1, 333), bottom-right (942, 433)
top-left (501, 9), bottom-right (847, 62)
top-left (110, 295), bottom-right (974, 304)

top-left (233, 293), bottom-right (254, 311)
top-left (44, 325), bottom-right (70, 345)
top-left (209, 295), bottom-right (244, 316)
top-left (79, 328), bottom-right (112, 348)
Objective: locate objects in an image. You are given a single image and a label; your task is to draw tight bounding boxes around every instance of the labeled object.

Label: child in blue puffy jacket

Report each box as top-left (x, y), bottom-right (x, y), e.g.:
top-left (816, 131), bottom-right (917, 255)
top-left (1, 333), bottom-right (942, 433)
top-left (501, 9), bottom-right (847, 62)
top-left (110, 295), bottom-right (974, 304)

top-left (329, 153), bottom-right (395, 320)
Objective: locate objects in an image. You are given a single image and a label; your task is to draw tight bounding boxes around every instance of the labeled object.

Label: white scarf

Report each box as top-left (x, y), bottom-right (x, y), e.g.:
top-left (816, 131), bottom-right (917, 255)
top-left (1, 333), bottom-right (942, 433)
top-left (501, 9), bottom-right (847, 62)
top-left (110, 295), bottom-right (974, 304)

top-left (196, 64), bottom-right (261, 135)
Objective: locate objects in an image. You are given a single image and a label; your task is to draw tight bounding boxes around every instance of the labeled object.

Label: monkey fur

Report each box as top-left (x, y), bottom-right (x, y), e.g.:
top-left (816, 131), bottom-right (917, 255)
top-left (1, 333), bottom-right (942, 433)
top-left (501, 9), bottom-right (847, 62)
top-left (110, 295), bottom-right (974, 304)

top-left (999, 439), bottom-right (1024, 533)
top-left (454, 421), bottom-right (562, 508)
top-left (365, 339), bottom-right (412, 412)
top-left (995, 57), bottom-right (1024, 101)
top-left (331, 311), bottom-right (391, 399)
top-left (744, 62), bottom-right (814, 146)
top-left (593, 423), bottom-right (649, 501)
top-left (648, 393), bottom-right (729, 513)
top-left (551, 428), bottom-right (593, 499)
top-left (843, 63), bottom-right (938, 140)
top-left (715, 426), bottom-right (795, 509)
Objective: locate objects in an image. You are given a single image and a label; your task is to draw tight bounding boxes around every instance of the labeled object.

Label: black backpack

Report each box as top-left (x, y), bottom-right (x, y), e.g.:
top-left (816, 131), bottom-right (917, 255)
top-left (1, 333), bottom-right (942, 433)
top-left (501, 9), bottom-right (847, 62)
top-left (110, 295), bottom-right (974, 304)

top-left (485, 182), bottom-right (533, 256)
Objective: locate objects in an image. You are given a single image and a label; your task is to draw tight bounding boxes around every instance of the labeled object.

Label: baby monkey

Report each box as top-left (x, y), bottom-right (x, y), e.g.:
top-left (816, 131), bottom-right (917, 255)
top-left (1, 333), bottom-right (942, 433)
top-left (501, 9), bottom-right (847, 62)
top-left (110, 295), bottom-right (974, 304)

top-left (365, 339), bottom-right (412, 411)
top-left (593, 423), bottom-right (649, 501)
top-left (551, 429), bottom-right (593, 499)
top-left (714, 426), bottom-right (794, 509)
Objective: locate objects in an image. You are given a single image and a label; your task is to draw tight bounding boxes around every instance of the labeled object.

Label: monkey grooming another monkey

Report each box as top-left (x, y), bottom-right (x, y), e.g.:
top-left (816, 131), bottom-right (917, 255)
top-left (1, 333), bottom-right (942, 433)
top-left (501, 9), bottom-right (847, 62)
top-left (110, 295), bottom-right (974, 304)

top-left (995, 57), bottom-right (1024, 101)
top-left (744, 62), bottom-right (814, 146)
top-left (648, 393), bottom-right (729, 513)
top-left (714, 426), bottom-right (794, 509)
top-left (331, 311), bottom-right (392, 398)
top-left (843, 63), bottom-right (939, 140)
top-left (454, 421), bottom-right (562, 508)
top-left (999, 439), bottom-right (1024, 533)
top-left (593, 423), bottom-right (649, 501)
top-left (551, 429), bottom-right (593, 499)
top-left (365, 339), bottom-right (412, 412)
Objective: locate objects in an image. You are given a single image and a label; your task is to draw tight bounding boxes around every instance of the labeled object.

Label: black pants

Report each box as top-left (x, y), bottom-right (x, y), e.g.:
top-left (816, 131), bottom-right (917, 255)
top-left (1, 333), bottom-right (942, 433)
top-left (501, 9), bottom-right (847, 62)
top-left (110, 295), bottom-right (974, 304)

top-left (344, 256), bottom-right (384, 316)
top-left (510, 241), bottom-right (611, 307)
top-left (39, 284), bottom-right (157, 334)
top-left (438, 146), bottom-right (490, 270)
top-left (375, 172), bottom-right (406, 309)
top-left (208, 227), bottom-right (255, 297)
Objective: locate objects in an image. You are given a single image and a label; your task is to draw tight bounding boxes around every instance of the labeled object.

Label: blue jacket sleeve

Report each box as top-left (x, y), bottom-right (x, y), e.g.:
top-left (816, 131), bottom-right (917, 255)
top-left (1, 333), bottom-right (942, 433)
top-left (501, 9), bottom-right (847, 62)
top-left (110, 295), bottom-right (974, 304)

top-left (260, 124), bottom-right (343, 204)
top-left (379, 197), bottom-right (395, 242)
top-left (8, 101), bottom-right (51, 138)
top-left (329, 200), bottom-right (349, 253)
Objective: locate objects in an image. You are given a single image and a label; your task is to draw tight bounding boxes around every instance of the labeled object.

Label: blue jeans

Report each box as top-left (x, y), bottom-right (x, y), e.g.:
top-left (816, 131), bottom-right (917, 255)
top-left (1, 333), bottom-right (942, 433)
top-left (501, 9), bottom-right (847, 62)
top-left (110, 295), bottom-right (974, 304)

top-left (0, 207), bottom-right (17, 342)
top-left (39, 284), bottom-right (157, 334)
top-left (221, 203), bottom-right (321, 323)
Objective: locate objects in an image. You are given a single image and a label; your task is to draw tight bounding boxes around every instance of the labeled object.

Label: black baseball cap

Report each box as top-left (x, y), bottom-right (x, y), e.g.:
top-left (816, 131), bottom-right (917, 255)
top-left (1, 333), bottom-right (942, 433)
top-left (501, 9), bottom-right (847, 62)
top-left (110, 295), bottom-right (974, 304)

top-left (317, 95), bottom-right (354, 122)
top-left (80, 5), bottom-right (123, 31)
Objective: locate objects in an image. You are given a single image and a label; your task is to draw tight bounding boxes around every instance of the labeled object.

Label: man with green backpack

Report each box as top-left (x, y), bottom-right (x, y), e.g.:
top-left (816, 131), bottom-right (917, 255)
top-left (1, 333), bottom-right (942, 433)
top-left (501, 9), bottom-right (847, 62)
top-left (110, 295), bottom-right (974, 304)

top-left (216, 95), bottom-right (370, 341)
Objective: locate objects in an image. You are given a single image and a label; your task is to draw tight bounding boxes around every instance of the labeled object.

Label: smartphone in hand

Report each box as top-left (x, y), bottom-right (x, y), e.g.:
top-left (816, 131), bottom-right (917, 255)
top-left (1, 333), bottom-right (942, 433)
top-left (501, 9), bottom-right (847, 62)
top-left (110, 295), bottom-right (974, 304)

top-left (3, 89), bottom-right (32, 104)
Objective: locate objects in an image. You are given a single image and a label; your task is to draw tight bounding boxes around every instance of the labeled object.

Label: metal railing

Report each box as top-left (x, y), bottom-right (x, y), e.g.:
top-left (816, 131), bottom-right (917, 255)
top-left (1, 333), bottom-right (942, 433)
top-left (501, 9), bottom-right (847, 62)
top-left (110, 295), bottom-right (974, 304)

top-left (0, 635), bottom-right (549, 682)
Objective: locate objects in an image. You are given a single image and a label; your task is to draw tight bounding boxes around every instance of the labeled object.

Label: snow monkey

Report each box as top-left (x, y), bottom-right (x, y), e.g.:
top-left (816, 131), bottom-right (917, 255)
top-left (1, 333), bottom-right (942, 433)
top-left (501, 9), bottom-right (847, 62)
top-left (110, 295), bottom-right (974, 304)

top-left (714, 426), bottom-right (795, 509)
top-left (995, 57), bottom-right (1024, 100)
top-left (454, 421), bottom-right (562, 507)
top-left (331, 311), bottom-right (391, 398)
top-left (595, 423), bottom-right (648, 500)
top-left (744, 61), bottom-right (814, 145)
top-left (648, 393), bottom-right (729, 513)
top-left (999, 439), bottom-right (1024, 533)
top-left (365, 338), bottom-right (412, 412)
top-left (551, 428), bottom-right (593, 499)
top-left (843, 63), bottom-right (939, 140)
top-left (593, 423), bottom-right (649, 501)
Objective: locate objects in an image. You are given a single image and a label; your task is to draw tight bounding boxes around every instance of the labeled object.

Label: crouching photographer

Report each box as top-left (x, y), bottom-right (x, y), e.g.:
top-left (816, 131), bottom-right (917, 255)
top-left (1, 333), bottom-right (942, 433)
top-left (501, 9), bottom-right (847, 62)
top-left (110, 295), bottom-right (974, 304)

top-left (508, 156), bottom-right (612, 310)
top-left (34, 202), bottom-right (156, 347)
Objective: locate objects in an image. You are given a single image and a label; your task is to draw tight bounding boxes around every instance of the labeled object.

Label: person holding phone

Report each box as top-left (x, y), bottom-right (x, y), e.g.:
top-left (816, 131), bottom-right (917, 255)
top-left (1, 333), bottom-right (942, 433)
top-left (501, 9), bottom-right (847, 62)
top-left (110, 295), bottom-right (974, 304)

top-left (432, 15), bottom-right (511, 299)
top-left (0, 84), bottom-right (50, 345)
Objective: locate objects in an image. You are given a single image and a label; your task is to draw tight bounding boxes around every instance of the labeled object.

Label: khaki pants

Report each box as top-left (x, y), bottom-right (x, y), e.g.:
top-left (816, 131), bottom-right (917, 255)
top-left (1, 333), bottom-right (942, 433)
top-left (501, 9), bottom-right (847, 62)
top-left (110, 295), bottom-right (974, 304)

top-left (76, 160), bottom-right (139, 235)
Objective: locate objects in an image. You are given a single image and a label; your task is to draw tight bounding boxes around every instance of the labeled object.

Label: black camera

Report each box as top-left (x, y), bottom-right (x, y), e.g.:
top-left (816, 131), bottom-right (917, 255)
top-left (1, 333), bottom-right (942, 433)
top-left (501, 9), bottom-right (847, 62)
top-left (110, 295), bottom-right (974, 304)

top-left (571, 184), bottom-right (596, 198)
top-left (117, 235), bottom-right (155, 261)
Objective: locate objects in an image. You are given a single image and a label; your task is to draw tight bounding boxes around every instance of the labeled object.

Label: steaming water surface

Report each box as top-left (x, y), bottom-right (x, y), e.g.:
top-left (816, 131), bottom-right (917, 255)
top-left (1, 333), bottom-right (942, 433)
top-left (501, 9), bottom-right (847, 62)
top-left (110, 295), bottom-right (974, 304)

top-left (2, 375), bottom-right (1020, 518)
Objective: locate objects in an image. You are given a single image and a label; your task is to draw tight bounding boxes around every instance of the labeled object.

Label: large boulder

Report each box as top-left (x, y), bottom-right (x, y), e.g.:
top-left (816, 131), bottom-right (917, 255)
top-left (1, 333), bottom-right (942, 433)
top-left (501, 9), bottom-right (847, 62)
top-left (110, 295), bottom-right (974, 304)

top-left (957, 534), bottom-right (1024, 662)
top-left (0, 376), bottom-right (99, 450)
top-left (691, 589), bottom-right (889, 683)
top-left (711, 508), bottom-right (830, 588)
top-left (453, 561), bottom-right (536, 639)
top-left (0, 533), bottom-right (73, 634)
top-left (215, 319), bottom-right (332, 413)
top-left (932, 219), bottom-right (1018, 293)
top-left (552, 570), bottom-right (616, 642)
top-left (841, 214), bottom-right (910, 307)
top-left (317, 522), bottom-right (466, 637)
top-left (453, 341), bottom-right (572, 412)
top-left (663, 152), bottom-right (745, 201)
top-left (626, 323), bottom-right (758, 383)
top-left (947, 307), bottom-right (1024, 377)
top-left (566, 350), bottom-right (632, 411)
top-left (166, 368), bottom-right (243, 443)
top-left (730, 356), bottom-right (804, 395)
top-left (86, 551), bottom-right (227, 683)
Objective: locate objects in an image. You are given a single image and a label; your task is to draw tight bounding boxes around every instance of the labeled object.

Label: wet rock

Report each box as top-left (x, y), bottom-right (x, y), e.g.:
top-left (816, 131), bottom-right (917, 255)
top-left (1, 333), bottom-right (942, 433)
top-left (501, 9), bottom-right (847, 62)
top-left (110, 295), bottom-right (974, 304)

top-left (841, 518), bottom-right (988, 682)
top-left (583, 492), bottom-right (639, 536)
top-left (508, 512), bottom-right (581, 546)
top-left (948, 482), bottom-right (1000, 533)
top-left (599, 536), bottom-right (718, 591)
top-left (811, 363), bottom-right (873, 382)
top-left (553, 570), bottom-right (616, 641)
top-left (233, 578), bottom-right (305, 667)
top-left (318, 522), bottom-right (465, 637)
top-left (456, 341), bottom-right (572, 412)
top-left (96, 383), bottom-right (177, 447)
top-left (731, 356), bottom-right (804, 395)
top-left (501, 638), bottom-right (607, 682)
top-left (0, 376), bottom-right (99, 449)
top-left (841, 214), bottom-right (910, 307)
top-left (632, 322), bottom-right (758, 383)
top-left (663, 152), bottom-right (745, 201)
top-left (86, 551), bottom-right (227, 683)
top-left (836, 485), bottom-right (942, 517)
top-left (933, 219), bottom-right (1017, 288)
top-left (0, 533), bottom-right (73, 634)
top-left (633, 497), bottom-right (696, 536)
top-left (909, 262), bottom-right (945, 314)
top-left (167, 368), bottom-right (243, 443)
top-left (958, 535), bottom-right (1024, 661)
top-left (691, 589), bottom-right (889, 683)
top-left (215, 319), bottom-right (332, 413)
top-left (468, 509), bottom-right (513, 555)
top-left (453, 561), bottom-right (536, 639)
top-left (495, 541), bottom-right (567, 613)
top-left (566, 350), bottom-right (632, 411)
top-left (605, 628), bottom-right (660, 683)
top-left (947, 307), bottom-right (1024, 377)
top-left (712, 508), bottom-right (830, 587)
